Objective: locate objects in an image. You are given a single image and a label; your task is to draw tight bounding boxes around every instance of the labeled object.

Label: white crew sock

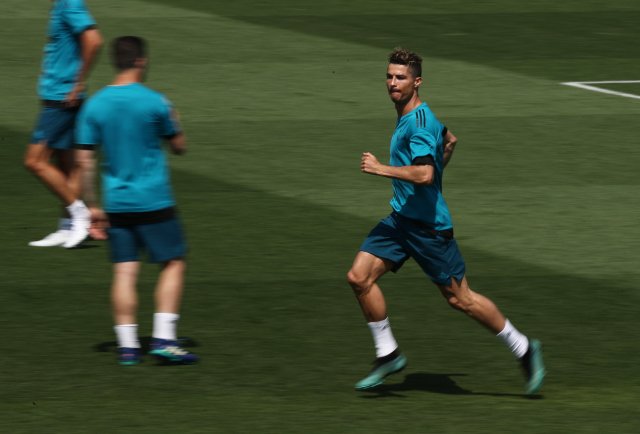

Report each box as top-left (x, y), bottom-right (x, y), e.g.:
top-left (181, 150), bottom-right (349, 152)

top-left (368, 317), bottom-right (398, 358)
top-left (497, 319), bottom-right (529, 358)
top-left (66, 200), bottom-right (89, 219)
top-left (59, 218), bottom-right (71, 230)
top-left (114, 324), bottom-right (140, 348)
top-left (152, 312), bottom-right (180, 340)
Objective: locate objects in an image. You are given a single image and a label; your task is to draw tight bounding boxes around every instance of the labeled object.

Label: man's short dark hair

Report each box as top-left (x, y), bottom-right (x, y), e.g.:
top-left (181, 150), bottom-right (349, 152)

top-left (388, 47), bottom-right (422, 78)
top-left (112, 36), bottom-right (147, 71)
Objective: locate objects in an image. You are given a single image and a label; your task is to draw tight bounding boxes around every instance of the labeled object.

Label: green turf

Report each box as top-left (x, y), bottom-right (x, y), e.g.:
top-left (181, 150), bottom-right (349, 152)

top-left (1, 0), bottom-right (639, 432)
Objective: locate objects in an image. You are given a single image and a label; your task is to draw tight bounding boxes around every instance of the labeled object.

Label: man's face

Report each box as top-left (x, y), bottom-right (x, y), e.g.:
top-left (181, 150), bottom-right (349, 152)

top-left (386, 63), bottom-right (421, 105)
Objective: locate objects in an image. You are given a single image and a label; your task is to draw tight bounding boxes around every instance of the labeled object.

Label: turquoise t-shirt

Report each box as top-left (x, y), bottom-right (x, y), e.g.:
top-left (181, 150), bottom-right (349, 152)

top-left (75, 83), bottom-right (181, 213)
top-left (38, 0), bottom-right (96, 101)
top-left (389, 103), bottom-right (453, 230)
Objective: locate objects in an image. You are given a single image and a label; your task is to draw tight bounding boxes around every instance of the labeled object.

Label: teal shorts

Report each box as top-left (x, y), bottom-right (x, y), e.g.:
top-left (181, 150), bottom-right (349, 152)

top-left (107, 211), bottom-right (187, 263)
top-left (360, 212), bottom-right (465, 285)
top-left (30, 102), bottom-right (80, 150)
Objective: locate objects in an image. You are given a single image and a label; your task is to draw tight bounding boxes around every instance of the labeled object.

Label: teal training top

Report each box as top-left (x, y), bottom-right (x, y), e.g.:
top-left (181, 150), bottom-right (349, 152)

top-left (38, 0), bottom-right (96, 101)
top-left (75, 83), bottom-right (181, 213)
top-left (389, 102), bottom-right (453, 230)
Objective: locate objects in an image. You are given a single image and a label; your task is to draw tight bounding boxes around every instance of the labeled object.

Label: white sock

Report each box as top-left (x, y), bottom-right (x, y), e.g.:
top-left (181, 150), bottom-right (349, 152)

top-left (114, 324), bottom-right (140, 348)
top-left (59, 218), bottom-right (71, 231)
top-left (152, 312), bottom-right (180, 340)
top-left (66, 200), bottom-right (89, 218)
top-left (497, 319), bottom-right (529, 358)
top-left (368, 317), bottom-right (398, 358)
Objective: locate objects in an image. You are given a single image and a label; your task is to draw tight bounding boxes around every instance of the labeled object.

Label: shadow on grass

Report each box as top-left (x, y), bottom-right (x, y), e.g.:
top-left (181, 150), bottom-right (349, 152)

top-left (359, 372), bottom-right (539, 400)
top-left (93, 336), bottom-right (199, 353)
top-left (67, 243), bottom-right (101, 250)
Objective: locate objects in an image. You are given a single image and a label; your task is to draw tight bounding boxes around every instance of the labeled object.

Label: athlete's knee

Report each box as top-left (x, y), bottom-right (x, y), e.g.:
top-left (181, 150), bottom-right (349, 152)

top-left (24, 152), bottom-right (40, 173)
top-left (347, 268), bottom-right (374, 295)
top-left (113, 265), bottom-right (139, 280)
top-left (24, 147), bottom-right (48, 174)
top-left (445, 294), bottom-right (475, 313)
top-left (440, 285), bottom-right (475, 313)
top-left (161, 259), bottom-right (186, 273)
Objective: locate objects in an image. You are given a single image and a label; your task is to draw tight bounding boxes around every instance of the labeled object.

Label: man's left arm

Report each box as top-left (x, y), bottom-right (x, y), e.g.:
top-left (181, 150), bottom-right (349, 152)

top-left (442, 127), bottom-right (458, 167)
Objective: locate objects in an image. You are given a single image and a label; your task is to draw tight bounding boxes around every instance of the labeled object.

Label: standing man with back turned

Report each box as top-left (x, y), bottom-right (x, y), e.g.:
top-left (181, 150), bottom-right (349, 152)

top-left (24, 0), bottom-right (103, 248)
top-left (75, 36), bottom-right (198, 366)
top-left (347, 48), bottom-right (545, 394)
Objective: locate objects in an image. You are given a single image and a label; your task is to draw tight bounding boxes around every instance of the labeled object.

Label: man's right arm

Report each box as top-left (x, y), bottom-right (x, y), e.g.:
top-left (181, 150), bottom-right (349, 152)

top-left (75, 148), bottom-right (97, 207)
top-left (75, 147), bottom-right (108, 240)
top-left (66, 27), bottom-right (103, 106)
top-left (361, 152), bottom-right (434, 185)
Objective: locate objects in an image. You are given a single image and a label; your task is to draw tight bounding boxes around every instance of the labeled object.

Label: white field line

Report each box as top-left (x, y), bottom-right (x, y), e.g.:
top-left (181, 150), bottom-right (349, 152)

top-left (562, 80), bottom-right (640, 100)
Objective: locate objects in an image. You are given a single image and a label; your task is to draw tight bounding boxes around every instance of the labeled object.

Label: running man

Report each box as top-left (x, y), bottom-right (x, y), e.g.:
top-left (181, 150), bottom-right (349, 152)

top-left (75, 36), bottom-right (197, 365)
top-left (25, 0), bottom-right (103, 248)
top-left (347, 48), bottom-right (545, 394)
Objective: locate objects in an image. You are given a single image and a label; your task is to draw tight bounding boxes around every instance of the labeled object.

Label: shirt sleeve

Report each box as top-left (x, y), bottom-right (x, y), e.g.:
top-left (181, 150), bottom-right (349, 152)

top-left (62, 0), bottom-right (97, 35)
top-left (157, 96), bottom-right (181, 138)
top-left (409, 129), bottom-right (437, 160)
top-left (75, 104), bottom-right (99, 147)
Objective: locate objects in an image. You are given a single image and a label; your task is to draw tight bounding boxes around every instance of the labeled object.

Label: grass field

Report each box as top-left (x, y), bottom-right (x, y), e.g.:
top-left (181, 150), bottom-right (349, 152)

top-left (1, 0), bottom-right (640, 432)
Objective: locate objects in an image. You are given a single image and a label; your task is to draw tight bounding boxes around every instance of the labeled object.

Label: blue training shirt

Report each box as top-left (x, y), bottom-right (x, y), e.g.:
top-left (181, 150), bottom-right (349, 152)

top-left (38, 0), bottom-right (96, 101)
top-left (389, 102), bottom-right (453, 230)
top-left (75, 83), bottom-right (181, 213)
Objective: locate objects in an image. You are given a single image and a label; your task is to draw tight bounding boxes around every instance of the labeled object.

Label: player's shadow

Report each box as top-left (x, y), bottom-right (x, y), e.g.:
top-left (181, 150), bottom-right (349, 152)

top-left (359, 372), bottom-right (537, 399)
top-left (93, 336), bottom-right (198, 354)
top-left (68, 243), bottom-right (100, 250)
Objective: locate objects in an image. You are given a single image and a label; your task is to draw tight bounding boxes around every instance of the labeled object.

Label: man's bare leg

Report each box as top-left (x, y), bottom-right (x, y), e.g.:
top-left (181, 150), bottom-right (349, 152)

top-left (25, 143), bottom-right (90, 248)
top-left (437, 276), bottom-right (546, 394)
top-left (24, 143), bottom-right (76, 205)
top-left (154, 259), bottom-right (185, 316)
top-left (348, 251), bottom-right (407, 389)
top-left (436, 276), bottom-right (506, 333)
top-left (111, 261), bottom-right (141, 358)
top-left (148, 259), bottom-right (197, 363)
top-left (347, 252), bottom-right (393, 323)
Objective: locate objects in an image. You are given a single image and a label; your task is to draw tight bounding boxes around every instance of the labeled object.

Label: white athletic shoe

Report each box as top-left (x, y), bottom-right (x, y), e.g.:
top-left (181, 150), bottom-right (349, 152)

top-left (28, 229), bottom-right (71, 247)
top-left (63, 205), bottom-right (90, 249)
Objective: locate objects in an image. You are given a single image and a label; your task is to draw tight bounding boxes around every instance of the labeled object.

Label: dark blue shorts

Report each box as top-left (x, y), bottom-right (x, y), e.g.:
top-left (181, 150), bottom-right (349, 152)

top-left (360, 212), bottom-right (465, 285)
top-left (30, 104), bottom-right (80, 150)
top-left (107, 217), bottom-right (187, 264)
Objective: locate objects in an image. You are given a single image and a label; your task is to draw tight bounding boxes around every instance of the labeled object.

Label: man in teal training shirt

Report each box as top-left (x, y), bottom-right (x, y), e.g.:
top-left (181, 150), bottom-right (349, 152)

top-left (347, 48), bottom-right (545, 394)
top-left (25, 0), bottom-right (103, 248)
top-left (75, 36), bottom-right (197, 366)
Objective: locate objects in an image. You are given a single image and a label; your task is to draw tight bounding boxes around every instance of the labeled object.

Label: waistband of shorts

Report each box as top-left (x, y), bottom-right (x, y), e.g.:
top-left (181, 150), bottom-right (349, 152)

top-left (107, 207), bottom-right (176, 226)
top-left (41, 99), bottom-right (83, 109)
top-left (391, 211), bottom-right (454, 239)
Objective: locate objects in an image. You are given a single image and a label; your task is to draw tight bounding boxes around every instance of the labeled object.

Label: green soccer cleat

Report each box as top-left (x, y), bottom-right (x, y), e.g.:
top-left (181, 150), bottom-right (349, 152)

top-left (118, 347), bottom-right (141, 366)
top-left (520, 339), bottom-right (546, 395)
top-left (149, 338), bottom-right (198, 364)
top-left (355, 350), bottom-right (407, 390)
